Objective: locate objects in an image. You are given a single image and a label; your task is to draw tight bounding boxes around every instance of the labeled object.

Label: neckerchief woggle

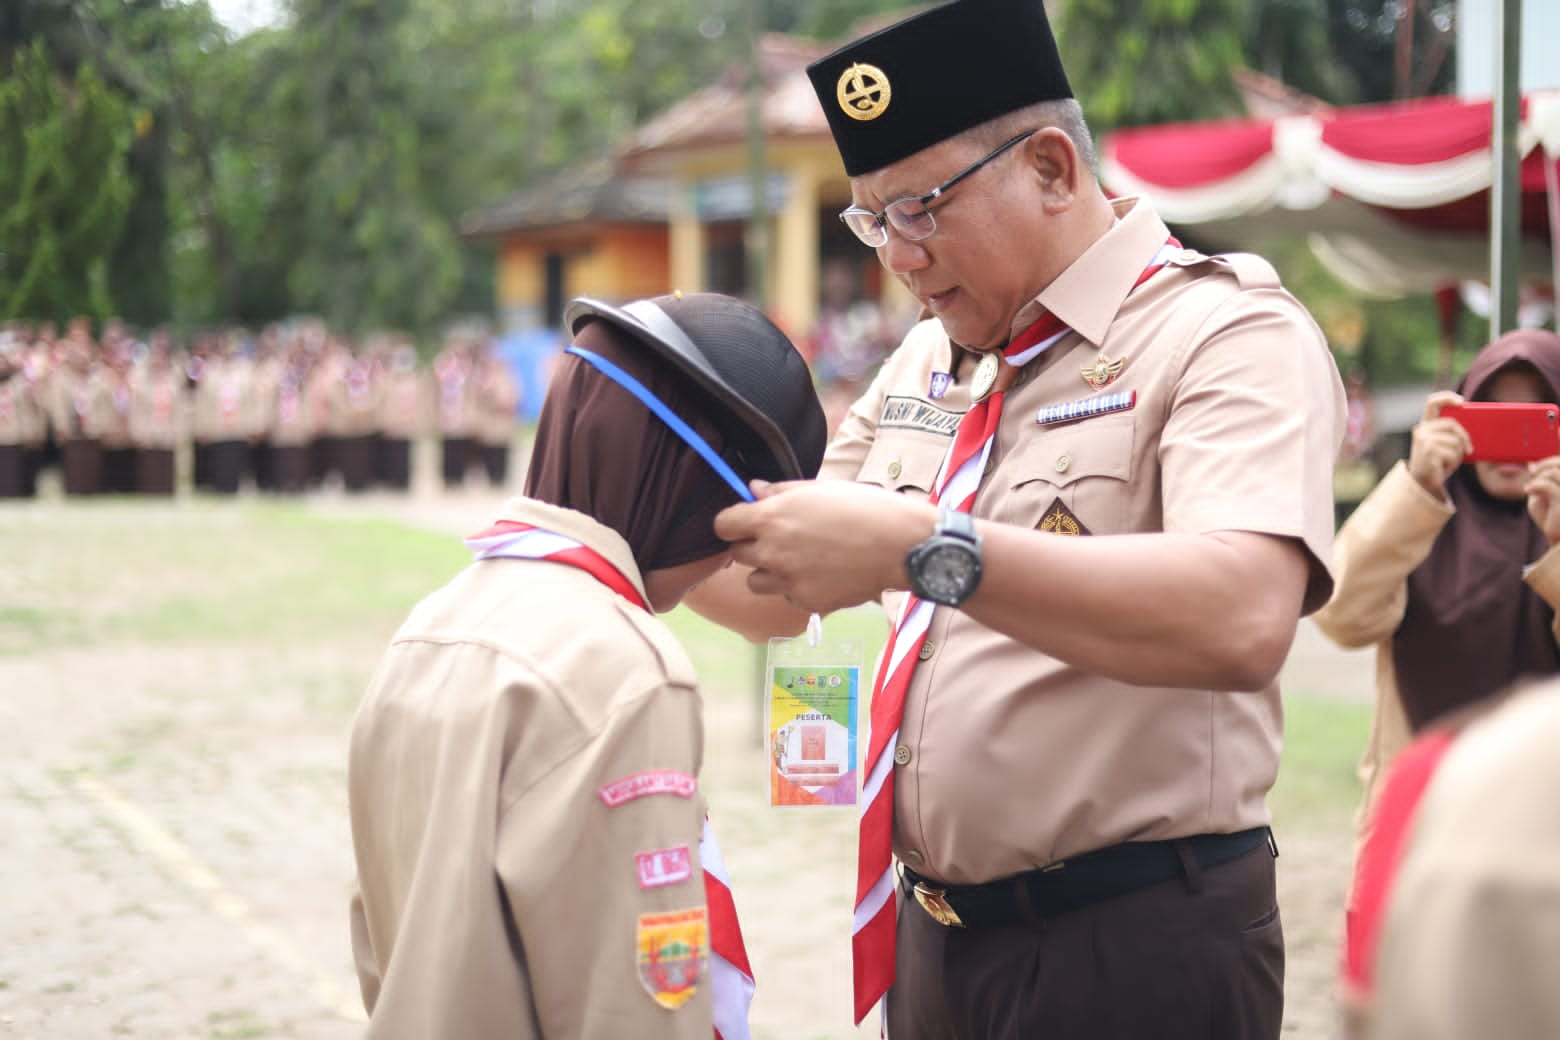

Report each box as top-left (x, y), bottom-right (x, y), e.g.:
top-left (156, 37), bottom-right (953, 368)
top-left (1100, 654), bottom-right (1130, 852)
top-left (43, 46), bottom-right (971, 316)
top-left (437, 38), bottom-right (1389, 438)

top-left (465, 337), bottom-right (758, 1039)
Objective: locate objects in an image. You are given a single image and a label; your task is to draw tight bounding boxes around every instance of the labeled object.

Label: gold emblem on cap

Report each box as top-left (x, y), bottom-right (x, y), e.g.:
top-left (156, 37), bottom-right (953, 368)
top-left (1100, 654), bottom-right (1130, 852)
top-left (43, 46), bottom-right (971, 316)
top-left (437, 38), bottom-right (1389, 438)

top-left (837, 63), bottom-right (891, 121)
top-left (1081, 354), bottom-right (1125, 390)
top-left (970, 352), bottom-right (1001, 401)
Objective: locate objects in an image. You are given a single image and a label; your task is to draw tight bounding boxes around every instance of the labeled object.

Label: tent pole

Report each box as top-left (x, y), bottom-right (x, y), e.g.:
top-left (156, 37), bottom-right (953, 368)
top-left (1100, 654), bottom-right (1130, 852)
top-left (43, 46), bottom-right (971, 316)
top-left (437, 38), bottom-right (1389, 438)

top-left (1489, 0), bottom-right (1523, 338)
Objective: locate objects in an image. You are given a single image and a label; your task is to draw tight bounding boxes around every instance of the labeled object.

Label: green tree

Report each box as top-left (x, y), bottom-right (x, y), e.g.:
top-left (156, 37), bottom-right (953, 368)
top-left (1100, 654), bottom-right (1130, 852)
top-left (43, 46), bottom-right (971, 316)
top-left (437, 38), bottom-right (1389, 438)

top-left (278, 0), bottom-right (460, 336)
top-left (0, 41), bottom-right (133, 322)
top-left (1246, 0), bottom-right (1456, 105)
top-left (1058, 0), bottom-right (1250, 132)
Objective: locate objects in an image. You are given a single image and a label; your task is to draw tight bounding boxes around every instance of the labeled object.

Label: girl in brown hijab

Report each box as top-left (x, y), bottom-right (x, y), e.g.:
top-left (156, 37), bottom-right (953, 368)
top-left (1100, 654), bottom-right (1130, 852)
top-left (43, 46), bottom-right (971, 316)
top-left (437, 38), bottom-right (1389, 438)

top-left (1315, 327), bottom-right (1560, 818)
top-left (348, 293), bottom-right (825, 1040)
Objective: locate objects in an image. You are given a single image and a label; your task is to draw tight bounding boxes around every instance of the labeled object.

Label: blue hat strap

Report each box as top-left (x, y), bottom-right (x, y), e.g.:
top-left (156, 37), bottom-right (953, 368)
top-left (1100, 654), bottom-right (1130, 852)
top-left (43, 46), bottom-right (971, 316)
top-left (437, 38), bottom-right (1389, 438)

top-left (564, 344), bottom-right (756, 504)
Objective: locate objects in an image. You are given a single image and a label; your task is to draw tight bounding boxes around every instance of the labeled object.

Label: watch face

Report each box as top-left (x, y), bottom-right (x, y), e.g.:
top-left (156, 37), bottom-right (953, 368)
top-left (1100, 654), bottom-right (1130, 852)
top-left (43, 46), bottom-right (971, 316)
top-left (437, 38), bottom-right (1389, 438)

top-left (919, 543), bottom-right (977, 602)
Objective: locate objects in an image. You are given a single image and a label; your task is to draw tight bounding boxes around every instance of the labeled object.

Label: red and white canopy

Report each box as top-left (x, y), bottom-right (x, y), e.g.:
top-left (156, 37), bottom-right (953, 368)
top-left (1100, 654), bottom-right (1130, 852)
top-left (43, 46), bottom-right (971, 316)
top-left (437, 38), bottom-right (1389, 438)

top-left (1100, 90), bottom-right (1560, 304)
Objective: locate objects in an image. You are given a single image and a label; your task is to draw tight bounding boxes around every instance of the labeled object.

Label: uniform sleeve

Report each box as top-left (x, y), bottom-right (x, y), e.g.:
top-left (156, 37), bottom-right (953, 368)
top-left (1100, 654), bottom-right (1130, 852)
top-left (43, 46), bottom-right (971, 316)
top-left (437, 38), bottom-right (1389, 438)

top-left (496, 681), bottom-right (712, 1040)
top-left (1159, 285), bottom-right (1345, 613)
top-left (1312, 462), bottom-right (1454, 649)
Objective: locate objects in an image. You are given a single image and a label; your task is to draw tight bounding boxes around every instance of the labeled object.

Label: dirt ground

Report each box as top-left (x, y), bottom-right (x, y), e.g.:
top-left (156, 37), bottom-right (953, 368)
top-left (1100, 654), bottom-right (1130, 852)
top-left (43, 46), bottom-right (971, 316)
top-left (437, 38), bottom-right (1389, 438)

top-left (1, 482), bottom-right (1374, 1040)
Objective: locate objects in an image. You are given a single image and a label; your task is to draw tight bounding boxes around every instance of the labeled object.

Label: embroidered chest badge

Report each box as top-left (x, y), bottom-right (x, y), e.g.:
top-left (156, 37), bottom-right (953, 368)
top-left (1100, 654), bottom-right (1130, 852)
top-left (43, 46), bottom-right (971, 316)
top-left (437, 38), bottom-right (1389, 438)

top-left (927, 370), bottom-right (952, 400)
top-left (637, 907), bottom-right (708, 1009)
top-left (1039, 498), bottom-right (1091, 537)
top-left (1081, 354), bottom-right (1125, 390)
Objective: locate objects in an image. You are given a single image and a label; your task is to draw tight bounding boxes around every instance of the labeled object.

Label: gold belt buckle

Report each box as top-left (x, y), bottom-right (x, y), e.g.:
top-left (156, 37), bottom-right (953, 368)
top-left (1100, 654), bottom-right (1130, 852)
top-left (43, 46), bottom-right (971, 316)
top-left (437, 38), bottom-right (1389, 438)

top-left (912, 882), bottom-right (965, 928)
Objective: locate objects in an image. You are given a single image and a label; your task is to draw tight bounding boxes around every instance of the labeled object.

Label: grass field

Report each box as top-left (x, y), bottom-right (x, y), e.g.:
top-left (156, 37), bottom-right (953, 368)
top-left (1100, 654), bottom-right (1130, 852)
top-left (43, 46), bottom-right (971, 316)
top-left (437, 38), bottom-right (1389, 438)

top-left (1, 497), bottom-right (1370, 1038)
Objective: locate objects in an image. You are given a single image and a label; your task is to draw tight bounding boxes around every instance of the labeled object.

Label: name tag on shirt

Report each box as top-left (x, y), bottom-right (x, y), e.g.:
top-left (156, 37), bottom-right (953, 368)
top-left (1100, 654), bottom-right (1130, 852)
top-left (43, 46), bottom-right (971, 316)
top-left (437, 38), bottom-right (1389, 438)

top-left (1036, 390), bottom-right (1136, 426)
top-left (880, 396), bottom-right (962, 436)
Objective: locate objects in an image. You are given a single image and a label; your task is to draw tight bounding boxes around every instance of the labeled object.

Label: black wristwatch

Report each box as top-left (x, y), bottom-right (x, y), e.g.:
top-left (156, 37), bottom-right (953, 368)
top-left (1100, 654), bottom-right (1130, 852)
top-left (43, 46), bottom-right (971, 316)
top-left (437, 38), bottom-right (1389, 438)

top-left (904, 507), bottom-right (984, 607)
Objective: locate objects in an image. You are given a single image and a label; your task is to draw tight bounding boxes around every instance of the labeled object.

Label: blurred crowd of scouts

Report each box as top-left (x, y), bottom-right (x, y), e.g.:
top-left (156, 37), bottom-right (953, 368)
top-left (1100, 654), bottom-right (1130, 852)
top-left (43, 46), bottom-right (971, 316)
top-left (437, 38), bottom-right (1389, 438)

top-left (0, 315), bottom-right (521, 499)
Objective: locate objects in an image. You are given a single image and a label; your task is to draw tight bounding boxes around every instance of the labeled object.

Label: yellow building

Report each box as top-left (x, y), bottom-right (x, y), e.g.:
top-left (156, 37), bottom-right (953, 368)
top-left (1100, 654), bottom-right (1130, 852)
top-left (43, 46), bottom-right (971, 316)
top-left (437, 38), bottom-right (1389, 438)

top-left (459, 32), bottom-right (913, 352)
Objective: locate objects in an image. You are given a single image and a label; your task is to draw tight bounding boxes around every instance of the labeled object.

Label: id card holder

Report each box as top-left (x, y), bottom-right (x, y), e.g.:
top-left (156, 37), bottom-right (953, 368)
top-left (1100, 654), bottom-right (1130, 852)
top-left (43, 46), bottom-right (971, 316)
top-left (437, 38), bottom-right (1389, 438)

top-left (765, 615), bottom-right (861, 808)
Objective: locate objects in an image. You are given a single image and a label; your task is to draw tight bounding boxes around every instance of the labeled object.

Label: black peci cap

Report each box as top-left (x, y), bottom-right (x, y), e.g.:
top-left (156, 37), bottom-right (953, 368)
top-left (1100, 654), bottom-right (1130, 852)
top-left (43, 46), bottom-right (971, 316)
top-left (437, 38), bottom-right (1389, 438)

top-left (564, 293), bottom-right (828, 484)
top-left (806, 0), bottom-right (1072, 177)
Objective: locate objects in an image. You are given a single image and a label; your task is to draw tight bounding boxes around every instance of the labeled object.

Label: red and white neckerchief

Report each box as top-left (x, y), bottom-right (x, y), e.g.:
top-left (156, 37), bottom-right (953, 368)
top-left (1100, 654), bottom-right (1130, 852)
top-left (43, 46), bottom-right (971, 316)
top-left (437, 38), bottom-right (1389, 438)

top-left (437, 358), bottom-right (468, 419)
top-left (72, 383), bottom-right (91, 436)
top-left (278, 369), bottom-right (300, 424)
top-left (700, 817), bottom-right (754, 1040)
top-left (346, 360), bottom-right (373, 411)
top-left (466, 519), bottom-right (756, 1040)
top-left (219, 368), bottom-right (241, 428)
top-left (851, 239), bottom-right (1181, 1028)
top-left (153, 381), bottom-right (174, 424)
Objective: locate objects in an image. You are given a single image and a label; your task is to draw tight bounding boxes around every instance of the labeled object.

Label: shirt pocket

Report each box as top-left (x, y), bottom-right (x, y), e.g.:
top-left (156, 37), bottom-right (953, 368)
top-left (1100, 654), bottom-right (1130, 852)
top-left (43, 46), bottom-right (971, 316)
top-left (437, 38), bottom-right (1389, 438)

top-left (858, 431), bottom-right (947, 500)
top-left (986, 414), bottom-right (1138, 535)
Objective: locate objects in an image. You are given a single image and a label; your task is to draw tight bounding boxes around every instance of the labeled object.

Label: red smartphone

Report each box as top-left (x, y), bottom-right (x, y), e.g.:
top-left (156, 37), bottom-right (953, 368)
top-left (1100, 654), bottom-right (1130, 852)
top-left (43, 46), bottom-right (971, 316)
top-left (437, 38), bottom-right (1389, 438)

top-left (1439, 401), bottom-right (1560, 463)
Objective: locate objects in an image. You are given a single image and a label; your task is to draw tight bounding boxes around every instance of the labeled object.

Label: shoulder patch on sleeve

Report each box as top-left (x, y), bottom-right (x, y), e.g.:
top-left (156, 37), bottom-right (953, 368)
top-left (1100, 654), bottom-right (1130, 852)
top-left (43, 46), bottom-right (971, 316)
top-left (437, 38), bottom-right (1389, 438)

top-left (638, 907), bottom-right (708, 1009)
top-left (600, 769), bottom-right (698, 807)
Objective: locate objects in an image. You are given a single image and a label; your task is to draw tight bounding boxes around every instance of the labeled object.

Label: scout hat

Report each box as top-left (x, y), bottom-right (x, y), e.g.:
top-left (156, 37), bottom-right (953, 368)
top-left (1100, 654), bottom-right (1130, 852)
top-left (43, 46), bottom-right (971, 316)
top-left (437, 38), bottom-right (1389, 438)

top-left (564, 293), bottom-right (828, 483)
top-left (806, 0), bottom-right (1073, 176)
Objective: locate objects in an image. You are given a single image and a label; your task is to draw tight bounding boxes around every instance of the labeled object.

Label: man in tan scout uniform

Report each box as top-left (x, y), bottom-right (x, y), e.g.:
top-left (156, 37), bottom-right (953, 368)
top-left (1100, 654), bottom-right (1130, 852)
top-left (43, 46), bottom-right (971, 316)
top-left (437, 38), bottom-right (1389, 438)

top-left (92, 334), bottom-right (137, 494)
top-left (48, 323), bottom-right (110, 496)
top-left (375, 338), bottom-right (426, 492)
top-left (267, 334), bottom-right (316, 495)
top-left (695, 2), bottom-right (1345, 1037)
top-left (331, 342), bottom-right (382, 493)
top-left (474, 339), bottom-right (521, 490)
top-left (347, 292), bottom-right (827, 1038)
top-left (192, 336), bottom-right (256, 495)
top-left (0, 342), bottom-right (42, 497)
top-left (431, 330), bottom-right (478, 489)
top-left (129, 328), bottom-right (186, 496)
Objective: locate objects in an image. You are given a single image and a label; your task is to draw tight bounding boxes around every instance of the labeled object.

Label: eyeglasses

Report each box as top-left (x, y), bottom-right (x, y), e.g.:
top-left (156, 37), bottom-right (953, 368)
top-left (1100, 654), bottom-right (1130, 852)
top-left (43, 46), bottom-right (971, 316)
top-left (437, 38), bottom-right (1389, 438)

top-left (838, 130), bottom-right (1037, 248)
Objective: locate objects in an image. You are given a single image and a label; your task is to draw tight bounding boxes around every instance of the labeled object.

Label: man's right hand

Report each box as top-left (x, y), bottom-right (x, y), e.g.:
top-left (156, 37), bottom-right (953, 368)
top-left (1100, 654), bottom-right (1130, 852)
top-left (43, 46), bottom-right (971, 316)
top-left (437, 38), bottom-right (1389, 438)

top-left (1408, 391), bottom-right (1473, 500)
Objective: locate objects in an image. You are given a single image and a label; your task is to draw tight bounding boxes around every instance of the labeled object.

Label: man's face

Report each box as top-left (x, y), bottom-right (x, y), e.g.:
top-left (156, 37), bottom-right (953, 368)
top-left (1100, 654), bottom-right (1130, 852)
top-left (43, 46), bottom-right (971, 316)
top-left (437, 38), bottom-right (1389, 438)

top-left (848, 134), bottom-right (1046, 350)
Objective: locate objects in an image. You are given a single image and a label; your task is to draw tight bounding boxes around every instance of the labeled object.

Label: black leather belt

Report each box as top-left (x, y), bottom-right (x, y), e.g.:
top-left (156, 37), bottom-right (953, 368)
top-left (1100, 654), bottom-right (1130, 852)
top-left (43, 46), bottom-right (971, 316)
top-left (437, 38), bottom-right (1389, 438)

top-left (902, 827), bottom-right (1274, 928)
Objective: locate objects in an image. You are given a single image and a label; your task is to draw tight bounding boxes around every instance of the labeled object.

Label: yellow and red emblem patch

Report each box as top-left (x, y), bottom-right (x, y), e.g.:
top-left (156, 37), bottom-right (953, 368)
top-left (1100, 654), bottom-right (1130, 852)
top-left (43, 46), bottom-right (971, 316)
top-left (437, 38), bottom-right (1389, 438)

top-left (637, 907), bottom-right (708, 1009)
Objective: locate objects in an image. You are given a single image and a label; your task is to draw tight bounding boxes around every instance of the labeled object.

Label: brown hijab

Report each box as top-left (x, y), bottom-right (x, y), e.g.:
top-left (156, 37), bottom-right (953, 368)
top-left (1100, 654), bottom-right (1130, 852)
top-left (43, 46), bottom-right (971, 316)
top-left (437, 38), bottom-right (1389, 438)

top-left (523, 319), bottom-right (744, 573)
top-left (1392, 330), bottom-right (1560, 730)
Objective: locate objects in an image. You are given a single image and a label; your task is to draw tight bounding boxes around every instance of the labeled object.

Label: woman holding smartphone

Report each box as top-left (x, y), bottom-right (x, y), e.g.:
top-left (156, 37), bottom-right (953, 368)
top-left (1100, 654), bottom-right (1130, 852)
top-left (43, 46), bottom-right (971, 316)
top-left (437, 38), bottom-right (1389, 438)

top-left (1313, 328), bottom-right (1560, 1028)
